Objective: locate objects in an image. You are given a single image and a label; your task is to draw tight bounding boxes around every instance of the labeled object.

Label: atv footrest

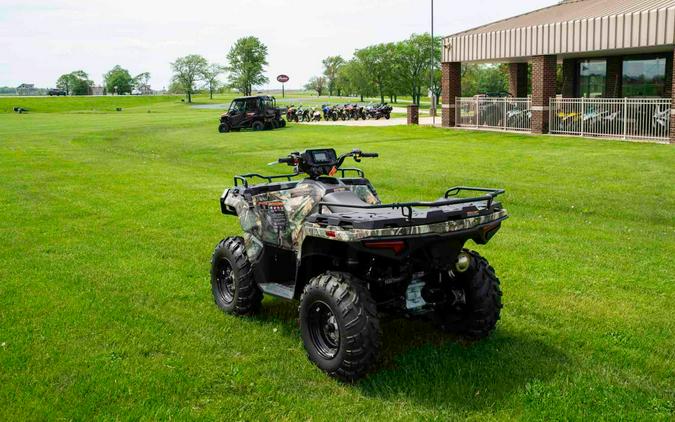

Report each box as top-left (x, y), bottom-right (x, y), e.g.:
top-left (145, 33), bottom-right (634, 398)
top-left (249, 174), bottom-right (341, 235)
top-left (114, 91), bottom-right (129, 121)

top-left (258, 283), bottom-right (295, 299)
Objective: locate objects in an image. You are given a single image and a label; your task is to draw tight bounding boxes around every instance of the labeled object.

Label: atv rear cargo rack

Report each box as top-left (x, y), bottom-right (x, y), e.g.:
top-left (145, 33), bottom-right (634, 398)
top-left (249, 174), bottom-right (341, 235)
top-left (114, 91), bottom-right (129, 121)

top-left (317, 186), bottom-right (505, 222)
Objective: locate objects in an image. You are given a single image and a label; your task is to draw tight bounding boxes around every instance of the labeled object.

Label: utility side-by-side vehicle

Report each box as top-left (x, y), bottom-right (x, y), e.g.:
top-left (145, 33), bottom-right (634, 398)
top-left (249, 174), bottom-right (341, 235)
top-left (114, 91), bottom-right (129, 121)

top-left (218, 95), bottom-right (285, 133)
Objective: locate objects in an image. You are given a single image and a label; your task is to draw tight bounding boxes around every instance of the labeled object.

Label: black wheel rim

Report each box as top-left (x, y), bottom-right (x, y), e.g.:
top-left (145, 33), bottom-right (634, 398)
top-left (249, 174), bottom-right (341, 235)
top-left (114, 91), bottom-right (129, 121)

top-left (307, 301), bottom-right (340, 359)
top-left (216, 258), bottom-right (235, 304)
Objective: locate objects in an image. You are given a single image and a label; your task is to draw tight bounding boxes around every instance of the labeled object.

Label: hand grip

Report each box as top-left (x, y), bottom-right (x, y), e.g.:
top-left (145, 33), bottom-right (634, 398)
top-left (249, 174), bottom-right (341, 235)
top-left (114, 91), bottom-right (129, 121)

top-left (360, 152), bottom-right (379, 158)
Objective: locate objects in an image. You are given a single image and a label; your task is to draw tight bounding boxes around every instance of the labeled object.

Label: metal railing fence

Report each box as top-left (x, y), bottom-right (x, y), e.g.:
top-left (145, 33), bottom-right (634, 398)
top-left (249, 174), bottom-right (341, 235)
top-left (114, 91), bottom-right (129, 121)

top-left (549, 97), bottom-right (672, 142)
top-left (456, 97), bottom-right (532, 131)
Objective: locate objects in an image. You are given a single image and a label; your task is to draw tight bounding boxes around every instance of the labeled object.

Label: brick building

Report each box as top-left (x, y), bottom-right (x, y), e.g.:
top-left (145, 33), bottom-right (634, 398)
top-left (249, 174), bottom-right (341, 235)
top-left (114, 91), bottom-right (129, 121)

top-left (441, 0), bottom-right (675, 143)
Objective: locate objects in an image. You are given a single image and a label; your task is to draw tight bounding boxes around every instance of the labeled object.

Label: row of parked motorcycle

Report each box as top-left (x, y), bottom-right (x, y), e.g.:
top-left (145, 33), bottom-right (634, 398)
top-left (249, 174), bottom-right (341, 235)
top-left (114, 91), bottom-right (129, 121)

top-left (285, 103), bottom-right (393, 122)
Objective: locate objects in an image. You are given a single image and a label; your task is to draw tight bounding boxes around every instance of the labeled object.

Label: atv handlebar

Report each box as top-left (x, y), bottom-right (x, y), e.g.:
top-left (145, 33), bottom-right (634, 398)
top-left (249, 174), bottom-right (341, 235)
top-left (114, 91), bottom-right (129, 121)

top-left (336, 149), bottom-right (378, 165)
top-left (274, 149), bottom-right (377, 178)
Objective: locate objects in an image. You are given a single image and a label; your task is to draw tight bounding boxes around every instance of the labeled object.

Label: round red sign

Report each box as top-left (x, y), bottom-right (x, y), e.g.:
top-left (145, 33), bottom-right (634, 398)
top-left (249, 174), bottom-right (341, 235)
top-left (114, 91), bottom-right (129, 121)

top-left (277, 74), bottom-right (289, 83)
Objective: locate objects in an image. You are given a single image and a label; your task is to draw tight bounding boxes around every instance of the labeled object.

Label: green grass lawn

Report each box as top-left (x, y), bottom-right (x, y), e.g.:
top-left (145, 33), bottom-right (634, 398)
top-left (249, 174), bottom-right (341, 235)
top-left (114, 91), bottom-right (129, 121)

top-left (0, 98), bottom-right (673, 420)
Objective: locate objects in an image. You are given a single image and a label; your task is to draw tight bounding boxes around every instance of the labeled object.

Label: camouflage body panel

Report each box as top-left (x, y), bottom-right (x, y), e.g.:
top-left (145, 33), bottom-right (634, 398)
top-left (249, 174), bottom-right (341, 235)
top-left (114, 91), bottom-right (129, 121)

top-left (225, 178), bottom-right (505, 263)
top-left (349, 184), bottom-right (380, 205)
top-left (298, 209), bottom-right (508, 245)
top-left (224, 179), bottom-right (382, 261)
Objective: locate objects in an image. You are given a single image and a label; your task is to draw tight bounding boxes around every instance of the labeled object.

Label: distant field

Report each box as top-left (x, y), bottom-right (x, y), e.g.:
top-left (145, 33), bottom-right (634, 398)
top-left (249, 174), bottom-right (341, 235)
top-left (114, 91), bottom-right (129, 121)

top-left (0, 97), bottom-right (673, 420)
top-left (0, 93), bottom-right (427, 115)
top-left (0, 95), bottom-right (191, 113)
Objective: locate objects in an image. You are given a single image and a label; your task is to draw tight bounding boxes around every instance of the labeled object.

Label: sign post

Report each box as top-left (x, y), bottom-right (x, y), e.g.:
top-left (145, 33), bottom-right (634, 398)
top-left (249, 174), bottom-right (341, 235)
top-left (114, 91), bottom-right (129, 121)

top-left (277, 74), bottom-right (289, 98)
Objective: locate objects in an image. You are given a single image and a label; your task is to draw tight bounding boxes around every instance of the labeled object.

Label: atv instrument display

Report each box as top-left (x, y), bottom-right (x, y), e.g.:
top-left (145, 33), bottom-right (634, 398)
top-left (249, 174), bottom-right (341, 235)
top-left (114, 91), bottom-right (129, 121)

top-left (211, 148), bottom-right (508, 381)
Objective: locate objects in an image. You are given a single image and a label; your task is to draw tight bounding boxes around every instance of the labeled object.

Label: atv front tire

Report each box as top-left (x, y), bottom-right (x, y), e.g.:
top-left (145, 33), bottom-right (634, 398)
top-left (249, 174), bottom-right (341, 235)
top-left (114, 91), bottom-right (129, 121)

top-left (210, 237), bottom-right (262, 316)
top-left (434, 250), bottom-right (502, 339)
top-left (252, 121), bottom-right (264, 131)
top-left (218, 123), bottom-right (230, 133)
top-left (299, 272), bottom-right (381, 382)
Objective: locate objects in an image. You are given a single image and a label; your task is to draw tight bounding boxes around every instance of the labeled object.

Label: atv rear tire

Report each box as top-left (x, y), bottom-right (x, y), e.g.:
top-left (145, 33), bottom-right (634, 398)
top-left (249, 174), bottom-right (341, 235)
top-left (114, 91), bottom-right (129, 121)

top-left (299, 272), bottom-right (381, 382)
top-left (434, 250), bottom-right (502, 339)
top-left (210, 237), bottom-right (262, 316)
top-left (252, 121), bottom-right (264, 131)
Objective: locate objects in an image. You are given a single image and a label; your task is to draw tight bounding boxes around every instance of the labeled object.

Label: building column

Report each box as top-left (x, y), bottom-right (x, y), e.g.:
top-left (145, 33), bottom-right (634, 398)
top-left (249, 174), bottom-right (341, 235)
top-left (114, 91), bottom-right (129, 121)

top-left (531, 55), bottom-right (557, 134)
top-left (562, 59), bottom-right (576, 98)
top-left (508, 63), bottom-right (528, 97)
top-left (606, 56), bottom-right (623, 98)
top-left (441, 61), bottom-right (461, 127)
top-left (670, 49), bottom-right (675, 144)
top-left (407, 104), bottom-right (419, 125)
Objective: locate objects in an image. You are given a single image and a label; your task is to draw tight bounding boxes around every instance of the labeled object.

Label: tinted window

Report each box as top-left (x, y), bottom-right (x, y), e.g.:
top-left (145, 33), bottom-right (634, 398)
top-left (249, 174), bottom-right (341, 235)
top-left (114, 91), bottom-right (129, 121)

top-left (245, 98), bottom-right (259, 111)
top-left (229, 100), bottom-right (245, 112)
top-left (622, 57), bottom-right (667, 97)
top-left (578, 60), bottom-right (606, 98)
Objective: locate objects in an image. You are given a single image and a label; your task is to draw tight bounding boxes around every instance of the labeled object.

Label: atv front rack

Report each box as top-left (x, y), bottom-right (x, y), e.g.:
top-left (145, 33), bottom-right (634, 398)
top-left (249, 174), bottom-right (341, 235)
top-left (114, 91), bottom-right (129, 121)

top-left (234, 173), bottom-right (300, 188)
top-left (317, 186), bottom-right (505, 222)
top-left (233, 168), bottom-right (365, 188)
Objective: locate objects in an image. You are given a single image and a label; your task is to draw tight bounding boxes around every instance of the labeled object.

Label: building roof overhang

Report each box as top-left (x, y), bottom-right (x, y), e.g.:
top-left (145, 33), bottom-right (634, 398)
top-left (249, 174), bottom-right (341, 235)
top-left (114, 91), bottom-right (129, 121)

top-left (443, 0), bottom-right (675, 63)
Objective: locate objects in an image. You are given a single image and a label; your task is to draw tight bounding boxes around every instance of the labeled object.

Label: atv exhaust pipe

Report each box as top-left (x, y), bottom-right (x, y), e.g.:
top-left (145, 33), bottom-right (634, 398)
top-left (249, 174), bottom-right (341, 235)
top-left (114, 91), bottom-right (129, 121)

top-left (455, 252), bottom-right (471, 273)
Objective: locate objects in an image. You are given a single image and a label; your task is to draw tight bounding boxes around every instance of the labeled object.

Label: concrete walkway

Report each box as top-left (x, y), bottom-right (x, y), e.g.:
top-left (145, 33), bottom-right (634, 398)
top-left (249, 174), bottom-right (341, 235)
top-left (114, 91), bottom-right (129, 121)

top-left (297, 115), bottom-right (441, 127)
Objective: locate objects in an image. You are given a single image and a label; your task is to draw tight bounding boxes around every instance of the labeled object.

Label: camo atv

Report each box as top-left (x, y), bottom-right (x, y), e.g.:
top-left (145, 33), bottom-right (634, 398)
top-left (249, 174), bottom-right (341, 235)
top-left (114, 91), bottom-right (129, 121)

top-left (211, 148), bottom-right (508, 381)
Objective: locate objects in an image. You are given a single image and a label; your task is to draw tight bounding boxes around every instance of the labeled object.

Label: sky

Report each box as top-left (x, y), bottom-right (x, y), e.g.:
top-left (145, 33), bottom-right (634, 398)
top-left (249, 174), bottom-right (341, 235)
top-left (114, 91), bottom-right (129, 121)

top-left (0, 0), bottom-right (558, 90)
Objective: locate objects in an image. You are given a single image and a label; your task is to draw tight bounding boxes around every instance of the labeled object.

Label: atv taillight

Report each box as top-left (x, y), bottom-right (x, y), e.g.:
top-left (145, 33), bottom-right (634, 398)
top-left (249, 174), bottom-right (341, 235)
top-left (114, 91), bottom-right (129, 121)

top-left (363, 240), bottom-right (406, 255)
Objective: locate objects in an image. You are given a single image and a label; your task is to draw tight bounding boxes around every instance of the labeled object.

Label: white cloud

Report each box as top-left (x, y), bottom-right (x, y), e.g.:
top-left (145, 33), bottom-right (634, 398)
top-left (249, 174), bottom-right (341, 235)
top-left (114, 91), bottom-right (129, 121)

top-left (0, 0), bottom-right (557, 89)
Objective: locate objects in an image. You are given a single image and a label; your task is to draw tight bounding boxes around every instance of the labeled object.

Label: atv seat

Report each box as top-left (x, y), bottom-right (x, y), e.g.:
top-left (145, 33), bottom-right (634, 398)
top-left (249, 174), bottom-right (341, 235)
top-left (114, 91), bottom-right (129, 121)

top-left (322, 191), bottom-right (390, 214)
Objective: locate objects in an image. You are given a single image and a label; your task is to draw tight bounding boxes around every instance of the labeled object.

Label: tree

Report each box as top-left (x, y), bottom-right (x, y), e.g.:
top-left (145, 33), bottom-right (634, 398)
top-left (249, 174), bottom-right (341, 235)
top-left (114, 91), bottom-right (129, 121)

top-left (201, 64), bottom-right (224, 99)
top-left (56, 74), bottom-right (74, 95)
top-left (322, 56), bottom-right (345, 96)
top-left (170, 54), bottom-right (208, 103)
top-left (104, 65), bottom-right (134, 95)
top-left (133, 72), bottom-right (151, 94)
top-left (226, 36), bottom-right (269, 96)
top-left (461, 64), bottom-right (508, 97)
top-left (56, 70), bottom-right (93, 96)
top-left (304, 76), bottom-right (327, 96)
top-left (395, 33), bottom-right (441, 105)
top-left (354, 44), bottom-right (394, 104)
top-left (337, 60), bottom-right (373, 102)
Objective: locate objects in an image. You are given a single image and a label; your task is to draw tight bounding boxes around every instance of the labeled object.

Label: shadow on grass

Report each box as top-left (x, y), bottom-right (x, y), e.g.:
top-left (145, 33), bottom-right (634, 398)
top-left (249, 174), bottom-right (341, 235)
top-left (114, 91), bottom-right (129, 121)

top-left (257, 298), bottom-right (567, 411)
top-left (358, 319), bottom-right (568, 411)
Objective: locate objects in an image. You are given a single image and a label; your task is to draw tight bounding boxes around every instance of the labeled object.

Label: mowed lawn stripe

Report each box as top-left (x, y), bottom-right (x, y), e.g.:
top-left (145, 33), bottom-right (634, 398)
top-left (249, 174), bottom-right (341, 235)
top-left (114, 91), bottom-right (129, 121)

top-left (0, 104), bottom-right (673, 420)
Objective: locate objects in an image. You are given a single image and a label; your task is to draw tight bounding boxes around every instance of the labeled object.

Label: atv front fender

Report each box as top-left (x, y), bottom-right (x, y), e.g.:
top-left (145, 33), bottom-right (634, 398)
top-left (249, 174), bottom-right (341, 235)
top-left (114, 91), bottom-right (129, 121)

top-left (220, 189), bottom-right (237, 215)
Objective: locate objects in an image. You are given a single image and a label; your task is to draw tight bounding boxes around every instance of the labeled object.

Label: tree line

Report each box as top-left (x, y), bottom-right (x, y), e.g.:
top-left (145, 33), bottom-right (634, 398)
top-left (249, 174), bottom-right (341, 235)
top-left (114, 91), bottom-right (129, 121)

top-left (55, 67), bottom-right (152, 96)
top-left (169, 36), bottom-right (268, 103)
top-left (305, 33), bottom-right (518, 102)
top-left (304, 33), bottom-right (441, 105)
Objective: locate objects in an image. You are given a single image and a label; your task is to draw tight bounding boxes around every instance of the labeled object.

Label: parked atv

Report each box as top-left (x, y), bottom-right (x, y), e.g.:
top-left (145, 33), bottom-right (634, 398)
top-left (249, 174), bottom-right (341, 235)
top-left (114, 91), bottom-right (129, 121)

top-left (212, 148), bottom-right (507, 381)
top-left (322, 104), bottom-right (337, 121)
top-left (218, 95), bottom-right (285, 133)
top-left (286, 104), bottom-right (300, 122)
top-left (311, 107), bottom-right (322, 122)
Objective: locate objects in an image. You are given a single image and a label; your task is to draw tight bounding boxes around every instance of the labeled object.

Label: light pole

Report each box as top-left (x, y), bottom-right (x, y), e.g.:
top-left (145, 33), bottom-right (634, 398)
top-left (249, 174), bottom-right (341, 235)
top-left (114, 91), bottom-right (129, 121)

top-left (430, 0), bottom-right (436, 126)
